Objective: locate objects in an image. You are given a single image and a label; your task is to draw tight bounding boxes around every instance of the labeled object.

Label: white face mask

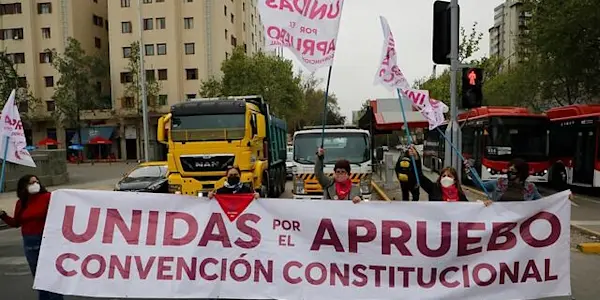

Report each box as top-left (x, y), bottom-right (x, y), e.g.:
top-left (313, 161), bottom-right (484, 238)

top-left (440, 176), bottom-right (455, 188)
top-left (28, 183), bottom-right (40, 194)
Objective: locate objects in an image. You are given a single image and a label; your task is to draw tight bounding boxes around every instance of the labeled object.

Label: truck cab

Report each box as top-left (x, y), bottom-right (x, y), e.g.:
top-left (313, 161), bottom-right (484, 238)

top-left (291, 126), bottom-right (372, 200)
top-left (157, 96), bottom-right (287, 197)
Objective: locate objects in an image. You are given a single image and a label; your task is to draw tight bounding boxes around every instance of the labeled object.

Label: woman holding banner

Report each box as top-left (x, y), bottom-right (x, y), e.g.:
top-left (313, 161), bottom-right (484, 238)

top-left (0, 175), bottom-right (64, 300)
top-left (315, 148), bottom-right (362, 203)
top-left (207, 165), bottom-right (260, 199)
top-left (405, 145), bottom-right (469, 202)
top-left (481, 158), bottom-right (542, 201)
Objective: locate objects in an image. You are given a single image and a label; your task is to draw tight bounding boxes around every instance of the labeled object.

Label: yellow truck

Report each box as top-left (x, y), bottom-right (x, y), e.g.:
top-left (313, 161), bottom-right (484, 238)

top-left (291, 125), bottom-right (373, 199)
top-left (157, 95), bottom-right (288, 197)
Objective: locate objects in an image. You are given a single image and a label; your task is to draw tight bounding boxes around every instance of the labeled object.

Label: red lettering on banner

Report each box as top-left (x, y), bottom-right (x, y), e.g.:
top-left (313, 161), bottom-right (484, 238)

top-left (4, 115), bottom-right (23, 130)
top-left (61, 206), bottom-right (261, 248)
top-left (264, 0), bottom-right (342, 20)
top-left (488, 222), bottom-right (518, 251)
top-left (266, 25), bottom-right (336, 56)
top-left (457, 222), bottom-right (485, 257)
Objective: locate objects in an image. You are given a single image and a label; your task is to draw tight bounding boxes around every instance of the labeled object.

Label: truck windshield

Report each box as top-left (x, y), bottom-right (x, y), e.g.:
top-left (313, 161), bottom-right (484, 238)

top-left (294, 132), bottom-right (370, 164)
top-left (485, 117), bottom-right (549, 162)
top-left (171, 114), bottom-right (246, 141)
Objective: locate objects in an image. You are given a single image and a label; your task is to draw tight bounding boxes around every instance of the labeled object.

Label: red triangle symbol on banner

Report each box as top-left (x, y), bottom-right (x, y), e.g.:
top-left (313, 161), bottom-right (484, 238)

top-left (214, 193), bottom-right (255, 222)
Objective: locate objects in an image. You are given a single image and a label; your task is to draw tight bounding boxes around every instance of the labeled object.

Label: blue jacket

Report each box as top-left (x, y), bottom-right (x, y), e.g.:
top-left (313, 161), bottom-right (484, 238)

top-left (483, 178), bottom-right (542, 201)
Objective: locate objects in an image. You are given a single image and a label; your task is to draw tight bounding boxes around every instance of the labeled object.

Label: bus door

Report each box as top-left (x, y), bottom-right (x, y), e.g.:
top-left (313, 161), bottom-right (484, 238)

top-left (472, 127), bottom-right (484, 173)
top-left (573, 128), bottom-right (595, 185)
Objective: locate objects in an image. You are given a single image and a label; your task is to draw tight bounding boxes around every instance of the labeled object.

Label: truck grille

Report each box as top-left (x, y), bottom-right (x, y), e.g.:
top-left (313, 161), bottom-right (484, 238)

top-left (180, 155), bottom-right (235, 172)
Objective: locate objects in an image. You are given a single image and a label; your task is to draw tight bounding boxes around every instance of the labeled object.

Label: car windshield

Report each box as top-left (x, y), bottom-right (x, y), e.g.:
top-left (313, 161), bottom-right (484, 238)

top-left (294, 132), bottom-right (370, 164)
top-left (485, 117), bottom-right (549, 162)
top-left (128, 165), bottom-right (167, 179)
top-left (171, 114), bottom-right (246, 141)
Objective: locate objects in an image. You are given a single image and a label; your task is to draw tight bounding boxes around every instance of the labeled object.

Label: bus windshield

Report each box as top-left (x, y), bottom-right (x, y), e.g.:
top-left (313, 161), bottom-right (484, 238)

top-left (485, 117), bottom-right (548, 162)
top-left (170, 114), bottom-right (246, 142)
top-left (294, 132), bottom-right (370, 164)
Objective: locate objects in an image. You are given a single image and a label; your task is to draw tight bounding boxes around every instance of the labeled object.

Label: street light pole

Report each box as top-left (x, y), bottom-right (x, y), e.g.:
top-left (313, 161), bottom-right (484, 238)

top-left (137, 0), bottom-right (150, 162)
top-left (444, 0), bottom-right (461, 178)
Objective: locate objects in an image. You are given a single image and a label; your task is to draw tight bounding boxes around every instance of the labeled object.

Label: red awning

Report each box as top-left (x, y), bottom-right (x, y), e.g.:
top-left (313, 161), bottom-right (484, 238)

top-left (369, 98), bottom-right (429, 131)
top-left (37, 137), bottom-right (60, 146)
top-left (88, 136), bottom-right (112, 145)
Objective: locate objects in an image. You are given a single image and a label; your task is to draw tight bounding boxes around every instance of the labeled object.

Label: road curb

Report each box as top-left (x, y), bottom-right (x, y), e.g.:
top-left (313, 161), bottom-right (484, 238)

top-left (371, 181), bottom-right (391, 201)
top-left (576, 243), bottom-right (600, 254)
top-left (0, 222), bottom-right (7, 231)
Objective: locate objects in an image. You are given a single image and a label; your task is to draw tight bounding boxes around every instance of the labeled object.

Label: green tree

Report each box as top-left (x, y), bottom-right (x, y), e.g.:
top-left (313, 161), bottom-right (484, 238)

top-left (124, 41), bottom-right (162, 112)
top-left (519, 0), bottom-right (600, 106)
top-left (198, 77), bottom-right (223, 97)
top-left (0, 53), bottom-right (39, 123)
top-left (49, 37), bottom-right (108, 137)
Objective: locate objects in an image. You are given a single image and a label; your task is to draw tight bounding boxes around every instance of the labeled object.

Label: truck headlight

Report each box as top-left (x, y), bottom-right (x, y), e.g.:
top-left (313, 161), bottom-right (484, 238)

top-left (293, 178), bottom-right (305, 194)
top-left (360, 176), bottom-right (371, 194)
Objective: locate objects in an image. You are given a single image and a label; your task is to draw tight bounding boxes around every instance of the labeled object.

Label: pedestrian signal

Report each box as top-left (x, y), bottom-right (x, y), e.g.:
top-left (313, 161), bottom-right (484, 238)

top-left (461, 68), bottom-right (483, 109)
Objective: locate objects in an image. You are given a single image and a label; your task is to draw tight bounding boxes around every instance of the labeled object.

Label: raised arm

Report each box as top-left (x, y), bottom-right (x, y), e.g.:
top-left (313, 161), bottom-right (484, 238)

top-left (314, 148), bottom-right (334, 189)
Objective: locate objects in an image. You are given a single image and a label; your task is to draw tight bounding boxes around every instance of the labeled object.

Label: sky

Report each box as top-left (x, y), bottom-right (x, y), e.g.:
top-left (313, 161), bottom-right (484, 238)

top-left (280, 0), bottom-right (503, 120)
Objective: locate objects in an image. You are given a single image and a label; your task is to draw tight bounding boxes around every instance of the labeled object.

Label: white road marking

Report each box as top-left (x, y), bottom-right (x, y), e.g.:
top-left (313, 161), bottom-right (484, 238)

top-left (0, 256), bottom-right (27, 266)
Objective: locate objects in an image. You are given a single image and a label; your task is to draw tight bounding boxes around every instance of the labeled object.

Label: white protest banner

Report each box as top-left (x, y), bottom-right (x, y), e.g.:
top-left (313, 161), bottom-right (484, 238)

top-left (0, 90), bottom-right (36, 167)
top-left (374, 16), bottom-right (410, 90)
top-left (258, 0), bottom-right (345, 72)
top-left (35, 190), bottom-right (572, 300)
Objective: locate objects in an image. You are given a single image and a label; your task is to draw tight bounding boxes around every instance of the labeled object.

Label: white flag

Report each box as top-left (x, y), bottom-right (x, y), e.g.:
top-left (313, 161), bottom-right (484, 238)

top-left (0, 90), bottom-right (36, 167)
top-left (374, 16), bottom-right (410, 90)
top-left (258, 0), bottom-right (345, 72)
top-left (402, 89), bottom-right (448, 130)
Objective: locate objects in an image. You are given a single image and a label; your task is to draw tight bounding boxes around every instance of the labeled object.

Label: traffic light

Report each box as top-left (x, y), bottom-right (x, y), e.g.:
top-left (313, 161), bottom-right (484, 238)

top-left (432, 1), bottom-right (459, 65)
top-left (461, 68), bottom-right (483, 109)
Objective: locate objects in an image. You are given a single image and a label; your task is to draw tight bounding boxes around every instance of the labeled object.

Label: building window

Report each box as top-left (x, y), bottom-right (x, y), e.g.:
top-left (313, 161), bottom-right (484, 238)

top-left (184, 43), bottom-right (195, 55)
top-left (231, 35), bottom-right (237, 47)
top-left (144, 44), bottom-right (154, 56)
top-left (225, 52), bottom-right (229, 60)
top-left (185, 69), bottom-right (198, 80)
top-left (156, 0), bottom-right (164, 2)
top-left (121, 21), bottom-right (132, 33)
top-left (93, 14), bottom-right (103, 27)
top-left (224, 5), bottom-right (227, 16)
top-left (143, 0), bottom-right (152, 3)
top-left (17, 77), bottom-right (27, 88)
top-left (122, 97), bottom-right (134, 108)
top-left (145, 69), bottom-right (155, 81)
top-left (158, 69), bottom-right (168, 80)
top-left (184, 17), bottom-right (194, 29)
top-left (157, 43), bottom-right (167, 55)
top-left (0, 3), bottom-right (23, 15)
top-left (0, 28), bottom-right (24, 40)
top-left (39, 52), bottom-right (52, 64)
top-left (37, 3), bottom-right (52, 14)
top-left (156, 17), bottom-right (166, 29)
top-left (224, 29), bottom-right (228, 40)
top-left (94, 37), bottom-right (101, 48)
top-left (123, 47), bottom-right (132, 58)
top-left (41, 27), bottom-right (51, 39)
top-left (230, 13), bottom-right (234, 24)
top-left (120, 72), bottom-right (133, 83)
top-left (121, 0), bottom-right (131, 7)
top-left (158, 95), bottom-right (168, 106)
top-left (143, 18), bottom-right (153, 30)
top-left (46, 100), bottom-right (55, 112)
top-left (186, 94), bottom-right (196, 100)
top-left (44, 76), bottom-right (54, 87)
top-left (10, 53), bottom-right (25, 64)
top-left (243, 2), bottom-right (245, 11)
top-left (243, 22), bottom-right (246, 32)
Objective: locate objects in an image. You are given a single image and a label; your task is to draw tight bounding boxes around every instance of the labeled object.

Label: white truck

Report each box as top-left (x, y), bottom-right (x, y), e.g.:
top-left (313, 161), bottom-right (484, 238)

top-left (291, 125), bottom-right (372, 200)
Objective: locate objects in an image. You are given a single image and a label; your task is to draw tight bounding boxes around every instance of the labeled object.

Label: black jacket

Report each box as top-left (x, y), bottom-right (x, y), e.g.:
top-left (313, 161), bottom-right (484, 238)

top-left (401, 155), bottom-right (468, 202)
top-left (216, 184), bottom-right (254, 194)
top-left (395, 154), bottom-right (422, 187)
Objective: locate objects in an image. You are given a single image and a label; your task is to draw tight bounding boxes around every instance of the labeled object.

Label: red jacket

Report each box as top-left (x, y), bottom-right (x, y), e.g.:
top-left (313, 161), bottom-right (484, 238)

top-left (0, 192), bottom-right (51, 235)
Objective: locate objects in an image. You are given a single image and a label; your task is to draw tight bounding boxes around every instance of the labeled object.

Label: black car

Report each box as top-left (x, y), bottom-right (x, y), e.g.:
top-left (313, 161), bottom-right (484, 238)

top-left (114, 162), bottom-right (169, 193)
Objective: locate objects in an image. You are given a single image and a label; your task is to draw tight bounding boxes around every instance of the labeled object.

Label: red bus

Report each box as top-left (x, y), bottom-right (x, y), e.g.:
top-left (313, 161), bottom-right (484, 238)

top-left (423, 106), bottom-right (550, 183)
top-left (545, 104), bottom-right (600, 188)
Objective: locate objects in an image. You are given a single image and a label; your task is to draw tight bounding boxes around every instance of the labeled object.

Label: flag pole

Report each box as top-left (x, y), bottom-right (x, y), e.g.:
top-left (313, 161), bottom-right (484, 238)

top-left (319, 66), bottom-right (333, 148)
top-left (396, 89), bottom-right (421, 187)
top-left (0, 135), bottom-right (10, 193)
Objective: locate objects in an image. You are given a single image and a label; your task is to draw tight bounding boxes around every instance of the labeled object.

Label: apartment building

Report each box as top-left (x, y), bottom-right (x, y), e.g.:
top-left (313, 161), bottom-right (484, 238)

top-left (0, 0), bottom-right (109, 155)
top-left (108, 0), bottom-right (265, 160)
top-left (488, 0), bottom-right (531, 69)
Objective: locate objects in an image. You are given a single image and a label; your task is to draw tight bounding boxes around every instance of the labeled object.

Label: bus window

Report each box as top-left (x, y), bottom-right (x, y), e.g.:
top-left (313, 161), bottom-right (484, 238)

top-left (597, 128), bottom-right (600, 161)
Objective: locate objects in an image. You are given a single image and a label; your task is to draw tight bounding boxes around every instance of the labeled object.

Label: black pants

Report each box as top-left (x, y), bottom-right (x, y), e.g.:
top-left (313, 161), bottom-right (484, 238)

top-left (400, 183), bottom-right (420, 201)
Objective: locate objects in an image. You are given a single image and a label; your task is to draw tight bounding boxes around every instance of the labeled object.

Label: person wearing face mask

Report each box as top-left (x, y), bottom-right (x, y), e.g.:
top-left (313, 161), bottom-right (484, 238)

top-left (482, 158), bottom-right (542, 201)
top-left (315, 148), bottom-right (362, 203)
top-left (404, 145), bottom-right (468, 202)
top-left (0, 175), bottom-right (64, 300)
top-left (207, 166), bottom-right (259, 199)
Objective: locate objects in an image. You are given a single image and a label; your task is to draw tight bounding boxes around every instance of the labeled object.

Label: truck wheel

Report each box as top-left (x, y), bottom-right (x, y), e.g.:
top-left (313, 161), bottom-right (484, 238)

top-left (279, 166), bottom-right (286, 196)
top-left (260, 171), bottom-right (269, 198)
